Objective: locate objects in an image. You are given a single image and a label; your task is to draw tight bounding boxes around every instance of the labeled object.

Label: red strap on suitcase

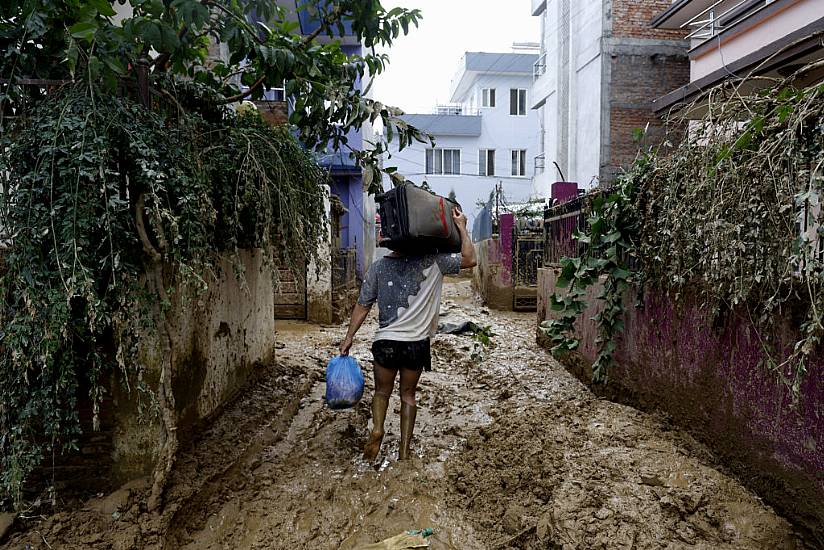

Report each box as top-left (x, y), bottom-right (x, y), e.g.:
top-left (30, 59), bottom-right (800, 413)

top-left (438, 198), bottom-right (449, 236)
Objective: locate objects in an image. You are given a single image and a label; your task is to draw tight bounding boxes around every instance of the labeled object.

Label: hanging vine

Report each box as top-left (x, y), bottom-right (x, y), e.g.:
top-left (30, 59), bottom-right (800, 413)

top-left (0, 84), bottom-right (327, 509)
top-left (541, 74), bottom-right (824, 391)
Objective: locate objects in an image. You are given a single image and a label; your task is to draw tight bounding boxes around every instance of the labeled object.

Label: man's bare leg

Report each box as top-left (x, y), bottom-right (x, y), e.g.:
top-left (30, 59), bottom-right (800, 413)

top-left (363, 363), bottom-right (396, 461)
top-left (398, 367), bottom-right (422, 460)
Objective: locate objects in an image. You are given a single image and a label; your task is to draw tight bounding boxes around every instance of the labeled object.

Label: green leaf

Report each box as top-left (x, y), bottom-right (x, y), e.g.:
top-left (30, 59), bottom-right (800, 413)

top-left (603, 231), bottom-right (622, 243)
top-left (102, 56), bottom-right (126, 75)
top-left (160, 25), bottom-right (180, 51)
top-left (66, 40), bottom-right (80, 76)
top-left (141, 21), bottom-right (162, 48)
top-left (89, 0), bottom-right (117, 17)
top-left (611, 267), bottom-right (630, 280)
top-left (69, 21), bottom-right (98, 40)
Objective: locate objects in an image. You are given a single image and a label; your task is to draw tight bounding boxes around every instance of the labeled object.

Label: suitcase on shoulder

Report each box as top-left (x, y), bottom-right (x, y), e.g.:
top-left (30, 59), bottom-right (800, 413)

top-left (376, 183), bottom-right (462, 253)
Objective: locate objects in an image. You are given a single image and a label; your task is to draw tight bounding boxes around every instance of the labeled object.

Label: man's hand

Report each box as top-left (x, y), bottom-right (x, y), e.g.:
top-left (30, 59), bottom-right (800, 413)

top-left (340, 335), bottom-right (353, 356)
top-left (452, 207), bottom-right (468, 231)
top-left (453, 206), bottom-right (478, 268)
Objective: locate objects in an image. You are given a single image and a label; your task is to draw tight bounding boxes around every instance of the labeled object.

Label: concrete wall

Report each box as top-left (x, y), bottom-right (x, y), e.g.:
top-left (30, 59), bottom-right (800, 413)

top-left (307, 189), bottom-right (334, 324)
top-left (472, 238), bottom-right (513, 310)
top-left (112, 249), bottom-right (277, 483)
top-left (536, 267), bottom-right (824, 541)
top-left (532, 0), bottom-right (604, 189)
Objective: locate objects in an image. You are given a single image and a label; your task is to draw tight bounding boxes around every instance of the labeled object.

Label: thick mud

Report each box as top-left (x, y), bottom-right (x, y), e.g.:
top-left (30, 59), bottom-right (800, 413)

top-left (3, 280), bottom-right (810, 549)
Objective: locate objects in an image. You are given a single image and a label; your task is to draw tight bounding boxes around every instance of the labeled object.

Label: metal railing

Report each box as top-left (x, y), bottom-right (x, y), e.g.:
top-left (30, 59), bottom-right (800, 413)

top-left (543, 195), bottom-right (587, 265)
top-left (534, 153), bottom-right (546, 174)
top-left (533, 52), bottom-right (547, 80)
top-left (433, 104), bottom-right (480, 116)
top-left (331, 248), bottom-right (358, 291)
top-left (684, 0), bottom-right (776, 42)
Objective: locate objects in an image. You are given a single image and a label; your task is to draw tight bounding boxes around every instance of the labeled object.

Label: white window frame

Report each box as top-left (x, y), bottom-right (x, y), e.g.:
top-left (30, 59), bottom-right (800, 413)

top-left (481, 88), bottom-right (496, 108)
top-left (479, 149), bottom-right (495, 176)
top-left (511, 149), bottom-right (527, 177)
top-left (509, 88), bottom-right (527, 116)
top-left (426, 148), bottom-right (461, 176)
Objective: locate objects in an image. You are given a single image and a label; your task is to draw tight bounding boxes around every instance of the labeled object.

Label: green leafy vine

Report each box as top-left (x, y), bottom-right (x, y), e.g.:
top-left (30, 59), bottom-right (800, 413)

top-left (539, 172), bottom-right (641, 383)
top-left (540, 75), bottom-right (824, 393)
top-left (0, 84), bottom-right (326, 508)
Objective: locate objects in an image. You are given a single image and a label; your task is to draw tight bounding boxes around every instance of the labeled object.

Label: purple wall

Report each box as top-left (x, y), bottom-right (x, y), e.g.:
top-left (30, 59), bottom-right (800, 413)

top-left (537, 268), bottom-right (824, 541)
top-left (551, 181), bottom-right (579, 203)
top-left (499, 213), bottom-right (514, 285)
top-left (330, 175), bottom-right (367, 278)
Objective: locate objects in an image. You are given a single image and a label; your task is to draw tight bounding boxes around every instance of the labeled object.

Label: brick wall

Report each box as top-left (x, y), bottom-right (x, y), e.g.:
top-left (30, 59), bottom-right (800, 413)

top-left (606, 51), bottom-right (690, 181)
top-left (255, 100), bottom-right (288, 126)
top-left (611, 0), bottom-right (688, 40)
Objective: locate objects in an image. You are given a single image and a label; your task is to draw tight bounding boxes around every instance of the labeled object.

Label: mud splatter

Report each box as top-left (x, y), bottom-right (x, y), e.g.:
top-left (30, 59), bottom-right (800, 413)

top-left (3, 280), bottom-right (808, 549)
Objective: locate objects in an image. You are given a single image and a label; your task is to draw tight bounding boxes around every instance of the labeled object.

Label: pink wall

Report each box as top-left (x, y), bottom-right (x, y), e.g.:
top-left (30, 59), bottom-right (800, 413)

top-left (692, 0), bottom-right (816, 80)
top-left (551, 181), bottom-right (579, 203)
top-left (537, 267), bottom-right (824, 541)
top-left (499, 213), bottom-right (515, 283)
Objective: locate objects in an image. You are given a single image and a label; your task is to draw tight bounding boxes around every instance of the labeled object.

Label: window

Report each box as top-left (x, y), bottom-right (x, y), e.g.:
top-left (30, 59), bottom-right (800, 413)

top-left (511, 149), bottom-right (527, 176)
top-left (509, 88), bottom-right (527, 116)
top-left (482, 88), bottom-right (496, 108)
top-left (479, 149), bottom-right (495, 176)
top-left (426, 148), bottom-right (461, 175)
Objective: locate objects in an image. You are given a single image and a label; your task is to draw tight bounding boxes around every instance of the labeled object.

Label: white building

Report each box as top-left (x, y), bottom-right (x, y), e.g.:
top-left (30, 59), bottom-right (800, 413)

top-left (384, 50), bottom-right (542, 229)
top-left (530, 0), bottom-right (689, 190)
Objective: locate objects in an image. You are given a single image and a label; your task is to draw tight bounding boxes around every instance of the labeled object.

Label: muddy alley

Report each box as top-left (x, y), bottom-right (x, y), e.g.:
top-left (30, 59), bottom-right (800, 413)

top-left (4, 280), bottom-right (809, 549)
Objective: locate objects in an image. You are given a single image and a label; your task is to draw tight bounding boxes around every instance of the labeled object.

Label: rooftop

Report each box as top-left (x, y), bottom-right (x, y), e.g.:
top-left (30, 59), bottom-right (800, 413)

top-left (450, 51), bottom-right (539, 102)
top-left (400, 113), bottom-right (482, 137)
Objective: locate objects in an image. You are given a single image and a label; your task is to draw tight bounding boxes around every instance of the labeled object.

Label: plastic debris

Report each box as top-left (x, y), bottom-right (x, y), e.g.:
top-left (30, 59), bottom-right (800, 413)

top-left (324, 355), bottom-right (365, 409)
top-left (356, 528), bottom-right (434, 549)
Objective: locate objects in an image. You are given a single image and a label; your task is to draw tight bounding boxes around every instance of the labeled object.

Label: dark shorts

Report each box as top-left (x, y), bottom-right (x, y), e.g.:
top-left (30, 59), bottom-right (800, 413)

top-left (371, 339), bottom-right (431, 372)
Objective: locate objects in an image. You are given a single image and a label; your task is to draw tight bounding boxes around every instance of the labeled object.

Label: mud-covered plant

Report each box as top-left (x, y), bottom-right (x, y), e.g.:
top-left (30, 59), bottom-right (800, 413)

top-left (541, 71), bottom-right (824, 392)
top-left (469, 324), bottom-right (496, 362)
top-left (540, 174), bottom-right (640, 383)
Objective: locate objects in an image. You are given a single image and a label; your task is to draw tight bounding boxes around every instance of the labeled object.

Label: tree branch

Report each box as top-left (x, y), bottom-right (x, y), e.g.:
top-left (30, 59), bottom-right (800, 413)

top-left (218, 74), bottom-right (266, 104)
top-left (135, 193), bottom-right (162, 263)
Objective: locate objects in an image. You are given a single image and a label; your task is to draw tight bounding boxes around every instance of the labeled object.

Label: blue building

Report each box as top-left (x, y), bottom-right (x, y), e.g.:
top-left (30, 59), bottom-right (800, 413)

top-left (251, 1), bottom-right (374, 322)
top-left (291, 4), bottom-right (375, 280)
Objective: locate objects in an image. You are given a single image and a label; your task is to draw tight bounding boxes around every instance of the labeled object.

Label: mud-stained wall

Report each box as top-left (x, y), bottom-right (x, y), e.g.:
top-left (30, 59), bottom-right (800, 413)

top-left (473, 238), bottom-right (513, 311)
top-left (112, 249), bottom-right (276, 484)
top-left (536, 267), bottom-right (824, 542)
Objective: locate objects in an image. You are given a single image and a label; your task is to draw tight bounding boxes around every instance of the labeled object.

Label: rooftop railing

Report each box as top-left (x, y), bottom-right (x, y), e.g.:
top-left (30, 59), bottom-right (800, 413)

top-left (684, 0), bottom-right (776, 42)
top-left (433, 104), bottom-right (480, 116)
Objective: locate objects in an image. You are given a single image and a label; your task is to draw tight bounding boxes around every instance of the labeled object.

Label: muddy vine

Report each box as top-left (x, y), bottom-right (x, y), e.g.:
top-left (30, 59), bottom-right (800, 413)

top-left (0, 84), bottom-right (327, 509)
top-left (542, 71), bottom-right (824, 393)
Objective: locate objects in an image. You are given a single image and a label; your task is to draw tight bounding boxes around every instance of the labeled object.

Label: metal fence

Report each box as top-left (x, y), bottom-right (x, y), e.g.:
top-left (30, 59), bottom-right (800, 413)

top-left (331, 247), bottom-right (358, 292)
top-left (543, 194), bottom-right (587, 266)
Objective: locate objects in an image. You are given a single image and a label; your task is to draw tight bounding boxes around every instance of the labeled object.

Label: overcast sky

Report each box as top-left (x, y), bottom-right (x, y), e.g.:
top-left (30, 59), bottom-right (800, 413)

top-left (373, 0), bottom-right (540, 114)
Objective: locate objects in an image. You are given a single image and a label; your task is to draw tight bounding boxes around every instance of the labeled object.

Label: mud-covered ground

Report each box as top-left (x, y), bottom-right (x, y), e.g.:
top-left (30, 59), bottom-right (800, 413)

top-left (3, 280), bottom-right (810, 549)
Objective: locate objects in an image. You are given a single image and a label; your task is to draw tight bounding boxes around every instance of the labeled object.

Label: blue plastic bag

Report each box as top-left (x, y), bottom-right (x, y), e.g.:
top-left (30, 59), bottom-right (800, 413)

top-left (325, 355), bottom-right (365, 410)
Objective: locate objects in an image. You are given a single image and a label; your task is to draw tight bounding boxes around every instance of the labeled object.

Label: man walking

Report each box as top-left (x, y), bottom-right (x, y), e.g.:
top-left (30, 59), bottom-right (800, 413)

top-left (340, 207), bottom-right (477, 461)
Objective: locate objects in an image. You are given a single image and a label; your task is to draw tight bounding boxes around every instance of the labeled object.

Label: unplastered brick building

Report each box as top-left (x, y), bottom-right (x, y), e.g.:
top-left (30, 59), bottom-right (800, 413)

top-left (530, 0), bottom-right (690, 190)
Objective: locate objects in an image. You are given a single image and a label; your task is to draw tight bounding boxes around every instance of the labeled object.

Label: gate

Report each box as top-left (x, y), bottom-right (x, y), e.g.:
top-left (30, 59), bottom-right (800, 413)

top-left (274, 255), bottom-right (307, 320)
top-left (512, 218), bottom-right (544, 311)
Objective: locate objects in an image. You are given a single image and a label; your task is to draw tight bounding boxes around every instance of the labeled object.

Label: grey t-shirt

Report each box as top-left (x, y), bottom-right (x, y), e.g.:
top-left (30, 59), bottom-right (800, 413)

top-left (359, 253), bottom-right (461, 341)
